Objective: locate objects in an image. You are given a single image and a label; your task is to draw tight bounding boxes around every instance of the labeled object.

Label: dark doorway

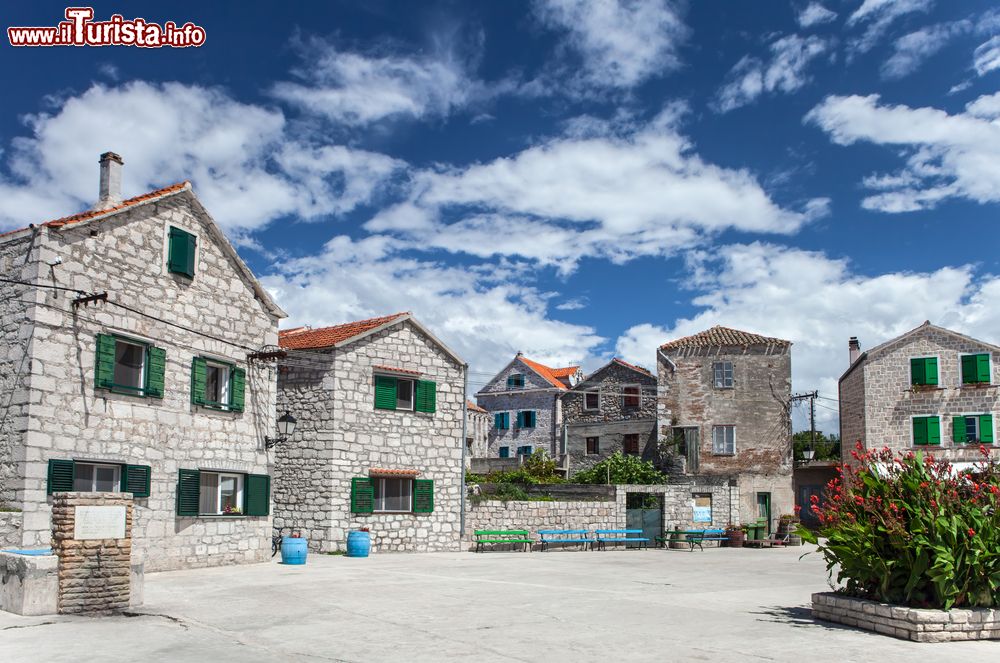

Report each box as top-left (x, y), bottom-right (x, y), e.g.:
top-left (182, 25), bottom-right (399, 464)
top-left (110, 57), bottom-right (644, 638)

top-left (626, 493), bottom-right (663, 548)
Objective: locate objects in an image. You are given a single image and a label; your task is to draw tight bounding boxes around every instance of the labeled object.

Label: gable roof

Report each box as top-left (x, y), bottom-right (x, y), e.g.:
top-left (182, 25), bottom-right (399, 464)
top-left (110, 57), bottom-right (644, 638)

top-left (518, 355), bottom-right (579, 390)
top-left (572, 357), bottom-right (653, 390)
top-left (279, 312), bottom-right (467, 367)
top-left (0, 181), bottom-right (286, 319)
top-left (467, 400), bottom-right (487, 414)
top-left (611, 357), bottom-right (653, 377)
top-left (659, 325), bottom-right (791, 351)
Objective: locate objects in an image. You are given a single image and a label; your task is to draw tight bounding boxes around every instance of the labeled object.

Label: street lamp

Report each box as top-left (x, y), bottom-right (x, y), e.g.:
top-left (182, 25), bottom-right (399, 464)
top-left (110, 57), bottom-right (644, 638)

top-left (265, 411), bottom-right (297, 449)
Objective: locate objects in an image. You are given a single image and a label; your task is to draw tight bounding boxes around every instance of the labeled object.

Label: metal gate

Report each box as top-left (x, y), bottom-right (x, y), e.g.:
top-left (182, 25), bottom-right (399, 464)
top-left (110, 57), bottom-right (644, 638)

top-left (625, 493), bottom-right (663, 548)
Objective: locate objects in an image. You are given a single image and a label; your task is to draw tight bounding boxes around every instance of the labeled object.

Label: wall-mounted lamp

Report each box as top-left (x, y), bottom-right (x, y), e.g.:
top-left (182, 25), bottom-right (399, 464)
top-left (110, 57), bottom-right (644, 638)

top-left (265, 411), bottom-right (297, 449)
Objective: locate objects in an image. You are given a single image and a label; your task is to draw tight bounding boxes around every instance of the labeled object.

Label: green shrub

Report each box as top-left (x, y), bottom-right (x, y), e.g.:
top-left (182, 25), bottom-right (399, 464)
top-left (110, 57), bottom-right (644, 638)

top-left (465, 450), bottom-right (564, 485)
top-left (572, 452), bottom-right (668, 485)
top-left (800, 443), bottom-right (1000, 609)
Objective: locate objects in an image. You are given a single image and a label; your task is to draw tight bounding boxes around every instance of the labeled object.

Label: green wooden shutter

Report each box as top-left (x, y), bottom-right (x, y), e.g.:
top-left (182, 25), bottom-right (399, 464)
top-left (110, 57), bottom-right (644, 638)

top-left (168, 227), bottom-right (196, 278)
top-left (122, 464), bottom-right (152, 498)
top-left (413, 479), bottom-right (434, 513)
top-left (494, 413), bottom-right (504, 429)
top-left (516, 411), bottom-right (524, 428)
top-left (927, 416), bottom-right (941, 445)
top-left (910, 358), bottom-right (924, 385)
top-left (952, 416), bottom-right (967, 443)
top-left (146, 346), bottom-right (166, 398)
top-left (374, 375), bottom-right (397, 410)
top-left (980, 414), bottom-right (994, 443)
top-left (499, 447), bottom-right (509, 458)
top-left (47, 459), bottom-right (75, 494)
top-left (351, 477), bottom-right (374, 513)
top-left (191, 357), bottom-right (208, 405)
top-left (962, 355), bottom-right (977, 384)
top-left (924, 358), bottom-right (938, 385)
top-left (95, 334), bottom-right (117, 389)
top-left (977, 354), bottom-right (991, 383)
top-left (176, 469), bottom-right (200, 516)
top-left (525, 411), bottom-right (536, 427)
top-left (913, 417), bottom-right (928, 445)
top-left (244, 474), bottom-right (270, 516)
top-left (230, 367), bottom-right (246, 412)
top-left (415, 380), bottom-right (436, 413)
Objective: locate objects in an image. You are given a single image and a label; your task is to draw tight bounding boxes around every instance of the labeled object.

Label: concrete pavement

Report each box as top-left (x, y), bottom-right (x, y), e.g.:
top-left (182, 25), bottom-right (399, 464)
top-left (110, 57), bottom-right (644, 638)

top-left (1, 544), bottom-right (995, 662)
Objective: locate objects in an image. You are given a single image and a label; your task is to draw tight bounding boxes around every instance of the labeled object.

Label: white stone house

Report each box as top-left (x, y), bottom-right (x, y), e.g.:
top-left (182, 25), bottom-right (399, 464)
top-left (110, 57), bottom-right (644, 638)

top-left (465, 400), bottom-right (491, 464)
top-left (274, 312), bottom-right (467, 552)
top-left (0, 153), bottom-right (285, 571)
top-left (839, 322), bottom-right (1000, 466)
top-left (476, 353), bottom-right (581, 462)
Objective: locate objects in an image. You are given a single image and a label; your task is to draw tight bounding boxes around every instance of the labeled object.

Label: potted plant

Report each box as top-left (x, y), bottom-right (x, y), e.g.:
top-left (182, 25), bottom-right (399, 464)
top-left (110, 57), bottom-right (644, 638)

top-left (778, 513), bottom-right (801, 545)
top-left (725, 524), bottom-right (745, 548)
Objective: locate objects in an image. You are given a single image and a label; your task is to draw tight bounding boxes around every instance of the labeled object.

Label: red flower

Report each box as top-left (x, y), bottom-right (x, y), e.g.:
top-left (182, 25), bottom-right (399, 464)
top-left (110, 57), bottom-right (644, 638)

top-left (810, 494), bottom-right (820, 504)
top-left (919, 482), bottom-right (929, 489)
top-left (968, 528), bottom-right (976, 537)
top-left (794, 505), bottom-right (802, 513)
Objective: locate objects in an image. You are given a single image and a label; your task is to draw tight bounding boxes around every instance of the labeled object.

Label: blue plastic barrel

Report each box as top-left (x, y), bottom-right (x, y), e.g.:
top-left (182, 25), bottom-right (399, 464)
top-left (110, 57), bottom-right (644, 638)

top-left (346, 530), bottom-right (371, 557)
top-left (280, 536), bottom-right (308, 565)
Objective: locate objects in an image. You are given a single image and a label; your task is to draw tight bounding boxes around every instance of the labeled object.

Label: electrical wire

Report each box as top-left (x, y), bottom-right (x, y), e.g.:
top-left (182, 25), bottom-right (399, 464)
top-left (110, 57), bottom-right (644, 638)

top-left (0, 276), bottom-right (88, 295)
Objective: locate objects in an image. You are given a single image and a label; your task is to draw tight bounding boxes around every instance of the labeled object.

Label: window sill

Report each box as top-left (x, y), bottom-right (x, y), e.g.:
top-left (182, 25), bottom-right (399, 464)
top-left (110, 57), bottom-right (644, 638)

top-left (103, 386), bottom-right (153, 399)
top-left (906, 386), bottom-right (944, 393)
top-left (185, 514), bottom-right (257, 519)
top-left (712, 453), bottom-right (736, 457)
top-left (959, 383), bottom-right (996, 389)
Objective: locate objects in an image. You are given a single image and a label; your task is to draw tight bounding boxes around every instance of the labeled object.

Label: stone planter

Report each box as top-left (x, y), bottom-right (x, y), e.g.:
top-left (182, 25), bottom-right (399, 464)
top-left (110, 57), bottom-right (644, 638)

top-left (668, 533), bottom-right (688, 550)
top-left (811, 592), bottom-right (1000, 642)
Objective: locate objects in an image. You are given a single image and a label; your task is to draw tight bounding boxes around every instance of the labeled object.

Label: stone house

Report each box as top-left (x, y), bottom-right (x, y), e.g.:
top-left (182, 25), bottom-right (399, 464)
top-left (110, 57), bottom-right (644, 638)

top-left (839, 322), bottom-right (1000, 467)
top-left (657, 326), bottom-right (794, 529)
top-left (476, 353), bottom-right (580, 462)
top-left (561, 358), bottom-right (657, 475)
top-left (465, 400), bottom-right (490, 464)
top-left (0, 153), bottom-right (284, 571)
top-left (274, 312), bottom-right (466, 553)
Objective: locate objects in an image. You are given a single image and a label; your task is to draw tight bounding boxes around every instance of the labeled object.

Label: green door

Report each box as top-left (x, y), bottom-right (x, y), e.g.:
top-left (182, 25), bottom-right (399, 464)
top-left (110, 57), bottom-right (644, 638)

top-left (756, 492), bottom-right (772, 535)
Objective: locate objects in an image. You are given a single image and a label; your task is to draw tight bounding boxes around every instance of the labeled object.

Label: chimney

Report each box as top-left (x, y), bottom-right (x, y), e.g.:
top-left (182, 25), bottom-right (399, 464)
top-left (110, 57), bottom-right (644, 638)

top-left (96, 152), bottom-right (123, 210)
top-left (849, 336), bottom-right (861, 364)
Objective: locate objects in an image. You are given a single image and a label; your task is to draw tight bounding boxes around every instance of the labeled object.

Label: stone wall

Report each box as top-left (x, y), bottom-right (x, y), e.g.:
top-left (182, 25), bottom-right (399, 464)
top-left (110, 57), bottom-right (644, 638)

top-left (838, 358), bottom-right (866, 457)
top-left (477, 357), bottom-right (563, 457)
top-left (0, 550), bottom-right (58, 615)
top-left (465, 407), bottom-right (491, 463)
top-left (659, 344), bottom-right (793, 524)
top-left (51, 492), bottom-right (133, 614)
top-left (848, 325), bottom-right (1000, 463)
top-left (0, 510), bottom-right (22, 549)
top-left (2, 191), bottom-right (279, 571)
top-left (275, 319), bottom-right (466, 553)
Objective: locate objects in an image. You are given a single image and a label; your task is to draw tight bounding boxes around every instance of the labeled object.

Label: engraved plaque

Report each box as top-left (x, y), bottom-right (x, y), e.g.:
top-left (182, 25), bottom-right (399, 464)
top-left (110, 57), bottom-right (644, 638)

top-left (74, 506), bottom-right (126, 540)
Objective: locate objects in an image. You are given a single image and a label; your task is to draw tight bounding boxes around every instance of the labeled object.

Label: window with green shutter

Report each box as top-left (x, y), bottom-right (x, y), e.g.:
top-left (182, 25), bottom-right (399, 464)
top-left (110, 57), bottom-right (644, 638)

top-left (176, 469), bottom-right (201, 516)
top-left (94, 333), bottom-right (116, 390)
top-left (494, 412), bottom-right (509, 430)
top-left (47, 459), bottom-right (75, 494)
top-left (498, 446), bottom-right (510, 458)
top-left (507, 373), bottom-right (525, 388)
top-left (953, 414), bottom-right (994, 444)
top-left (244, 474), bottom-right (270, 516)
top-left (230, 367), bottom-right (246, 411)
top-left (191, 358), bottom-right (244, 411)
top-left (413, 479), bottom-right (434, 513)
top-left (517, 411), bottom-right (536, 428)
top-left (374, 375), bottom-right (397, 410)
top-left (167, 226), bottom-right (196, 278)
top-left (95, 334), bottom-right (164, 398)
top-left (913, 416), bottom-right (941, 445)
top-left (122, 464), bottom-right (152, 498)
top-left (415, 380), bottom-right (436, 413)
top-left (961, 354), bottom-right (991, 385)
top-left (351, 477), bottom-right (375, 513)
top-left (191, 357), bottom-right (207, 406)
top-left (910, 357), bottom-right (938, 386)
top-left (146, 347), bottom-right (166, 398)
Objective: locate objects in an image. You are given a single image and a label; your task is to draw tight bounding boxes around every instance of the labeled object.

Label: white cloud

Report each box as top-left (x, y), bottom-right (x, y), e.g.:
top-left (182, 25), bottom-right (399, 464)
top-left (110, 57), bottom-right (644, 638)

top-left (272, 37), bottom-right (498, 126)
top-left (555, 297), bottom-right (588, 311)
top-left (973, 35), bottom-right (1000, 76)
top-left (0, 82), bottom-right (403, 234)
top-left (533, 0), bottom-right (689, 89)
top-left (615, 242), bottom-right (1000, 431)
top-left (846, 0), bottom-right (934, 56)
top-left (261, 235), bottom-right (605, 383)
top-left (368, 112), bottom-right (825, 272)
top-left (881, 20), bottom-right (972, 79)
top-left (798, 3), bottom-right (838, 29)
top-left (806, 92), bottom-right (1000, 212)
top-left (714, 35), bottom-right (832, 113)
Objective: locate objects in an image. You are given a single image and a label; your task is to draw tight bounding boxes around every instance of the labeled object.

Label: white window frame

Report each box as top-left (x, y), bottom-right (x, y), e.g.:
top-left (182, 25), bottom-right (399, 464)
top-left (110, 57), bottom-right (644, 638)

top-left (73, 462), bottom-right (121, 492)
top-left (713, 361), bottom-right (734, 389)
top-left (622, 384), bottom-right (641, 408)
top-left (199, 471), bottom-right (244, 516)
top-left (909, 413), bottom-right (941, 446)
top-left (956, 412), bottom-right (994, 445)
top-left (584, 390), bottom-right (600, 411)
top-left (373, 477), bottom-right (413, 513)
top-left (113, 337), bottom-right (147, 392)
top-left (958, 352), bottom-right (993, 386)
top-left (712, 425), bottom-right (736, 455)
top-left (909, 354), bottom-right (940, 387)
top-left (396, 378), bottom-right (415, 411)
top-left (204, 360), bottom-right (232, 409)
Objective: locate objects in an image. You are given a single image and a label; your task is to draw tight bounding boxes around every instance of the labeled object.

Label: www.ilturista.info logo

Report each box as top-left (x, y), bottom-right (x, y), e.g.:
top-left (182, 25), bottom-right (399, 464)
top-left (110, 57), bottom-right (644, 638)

top-left (8, 7), bottom-right (206, 48)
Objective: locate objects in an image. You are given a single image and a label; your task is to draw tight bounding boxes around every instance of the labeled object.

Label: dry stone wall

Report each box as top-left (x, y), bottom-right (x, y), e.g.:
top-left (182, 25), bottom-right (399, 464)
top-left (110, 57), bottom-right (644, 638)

top-left (0, 511), bottom-right (22, 548)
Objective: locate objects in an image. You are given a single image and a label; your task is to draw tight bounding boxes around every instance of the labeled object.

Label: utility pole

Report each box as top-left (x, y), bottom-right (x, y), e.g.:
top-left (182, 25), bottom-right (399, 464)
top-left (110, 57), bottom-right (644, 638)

top-left (790, 391), bottom-right (819, 459)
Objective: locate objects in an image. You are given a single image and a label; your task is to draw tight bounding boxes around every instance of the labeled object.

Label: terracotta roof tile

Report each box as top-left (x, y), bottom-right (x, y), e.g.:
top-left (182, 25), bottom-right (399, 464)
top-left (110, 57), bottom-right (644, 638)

top-left (612, 357), bottom-right (653, 376)
top-left (369, 468), bottom-right (421, 478)
top-left (373, 364), bottom-right (421, 376)
top-left (467, 400), bottom-right (487, 413)
top-left (0, 182), bottom-right (189, 240)
top-left (279, 313), bottom-right (409, 350)
top-left (518, 356), bottom-right (578, 390)
top-left (659, 325), bottom-right (791, 351)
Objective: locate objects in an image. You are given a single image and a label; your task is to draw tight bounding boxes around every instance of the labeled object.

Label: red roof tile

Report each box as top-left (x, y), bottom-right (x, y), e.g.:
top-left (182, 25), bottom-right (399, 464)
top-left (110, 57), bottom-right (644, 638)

top-left (518, 356), bottom-right (579, 390)
top-left (369, 468), bottom-right (421, 478)
top-left (279, 313), bottom-right (409, 350)
top-left (467, 400), bottom-right (487, 413)
top-left (0, 182), bottom-right (189, 240)
top-left (373, 364), bottom-right (422, 376)
top-left (659, 325), bottom-right (791, 351)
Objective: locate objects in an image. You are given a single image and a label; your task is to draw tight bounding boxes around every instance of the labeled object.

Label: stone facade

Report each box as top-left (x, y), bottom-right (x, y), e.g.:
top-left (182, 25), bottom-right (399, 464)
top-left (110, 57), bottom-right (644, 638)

top-left (465, 402), bottom-right (491, 464)
top-left (0, 234), bottom-right (33, 508)
top-left (658, 328), bottom-right (794, 527)
top-left (476, 354), bottom-right (577, 460)
top-left (274, 316), bottom-right (466, 553)
top-left (812, 592), bottom-right (1000, 642)
top-left (562, 359), bottom-right (657, 475)
top-left (0, 172), bottom-right (283, 572)
top-left (0, 510), bottom-right (22, 549)
top-left (838, 323), bottom-right (1000, 465)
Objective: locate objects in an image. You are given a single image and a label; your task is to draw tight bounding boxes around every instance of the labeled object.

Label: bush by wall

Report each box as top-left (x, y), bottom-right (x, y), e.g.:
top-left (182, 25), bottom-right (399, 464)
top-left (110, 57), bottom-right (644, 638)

top-left (572, 452), bottom-right (668, 485)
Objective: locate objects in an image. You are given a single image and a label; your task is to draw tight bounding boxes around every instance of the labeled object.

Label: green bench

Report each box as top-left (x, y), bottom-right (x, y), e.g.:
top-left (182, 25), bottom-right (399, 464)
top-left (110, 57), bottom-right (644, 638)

top-left (658, 529), bottom-right (728, 551)
top-left (474, 529), bottom-right (534, 552)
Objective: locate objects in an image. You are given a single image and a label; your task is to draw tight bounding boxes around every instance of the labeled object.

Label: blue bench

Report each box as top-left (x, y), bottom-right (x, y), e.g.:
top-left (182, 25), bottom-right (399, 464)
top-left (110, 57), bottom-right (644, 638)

top-left (538, 529), bottom-right (596, 551)
top-left (659, 529), bottom-right (729, 551)
top-left (595, 529), bottom-right (650, 550)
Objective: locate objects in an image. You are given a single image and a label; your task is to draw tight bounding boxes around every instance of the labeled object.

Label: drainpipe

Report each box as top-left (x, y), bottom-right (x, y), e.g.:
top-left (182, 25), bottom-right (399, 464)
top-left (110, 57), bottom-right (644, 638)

top-left (460, 365), bottom-right (468, 539)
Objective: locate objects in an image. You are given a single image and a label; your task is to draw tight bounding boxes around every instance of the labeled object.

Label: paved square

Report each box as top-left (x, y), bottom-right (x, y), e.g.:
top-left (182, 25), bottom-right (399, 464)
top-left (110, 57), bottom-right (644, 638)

top-left (1, 545), bottom-right (995, 661)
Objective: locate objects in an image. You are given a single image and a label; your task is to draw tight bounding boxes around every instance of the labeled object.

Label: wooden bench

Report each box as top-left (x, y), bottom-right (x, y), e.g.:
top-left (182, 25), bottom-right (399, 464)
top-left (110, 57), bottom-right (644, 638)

top-left (538, 529), bottom-right (596, 551)
top-left (474, 529), bottom-right (533, 552)
top-left (595, 529), bottom-right (649, 550)
top-left (659, 529), bottom-right (728, 551)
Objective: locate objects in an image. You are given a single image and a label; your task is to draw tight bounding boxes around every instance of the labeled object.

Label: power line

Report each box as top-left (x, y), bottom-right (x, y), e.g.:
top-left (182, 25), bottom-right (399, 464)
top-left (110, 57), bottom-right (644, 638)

top-left (0, 276), bottom-right (89, 295)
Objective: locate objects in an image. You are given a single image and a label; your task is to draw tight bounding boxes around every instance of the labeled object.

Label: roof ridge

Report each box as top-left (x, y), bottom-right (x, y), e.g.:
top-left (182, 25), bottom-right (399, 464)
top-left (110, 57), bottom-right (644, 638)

top-left (659, 325), bottom-right (791, 350)
top-left (279, 312), bottom-right (410, 350)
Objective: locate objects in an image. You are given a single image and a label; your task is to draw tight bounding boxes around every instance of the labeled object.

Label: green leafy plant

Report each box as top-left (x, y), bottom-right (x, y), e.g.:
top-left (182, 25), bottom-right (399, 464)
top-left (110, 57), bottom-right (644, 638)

top-left (465, 450), bottom-right (565, 485)
top-left (572, 452), bottom-right (668, 485)
top-left (799, 442), bottom-right (1000, 610)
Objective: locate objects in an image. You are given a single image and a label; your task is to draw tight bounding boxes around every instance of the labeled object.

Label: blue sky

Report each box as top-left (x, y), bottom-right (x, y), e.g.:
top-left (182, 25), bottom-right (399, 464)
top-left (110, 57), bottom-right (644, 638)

top-left (3, 1), bottom-right (1000, 431)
